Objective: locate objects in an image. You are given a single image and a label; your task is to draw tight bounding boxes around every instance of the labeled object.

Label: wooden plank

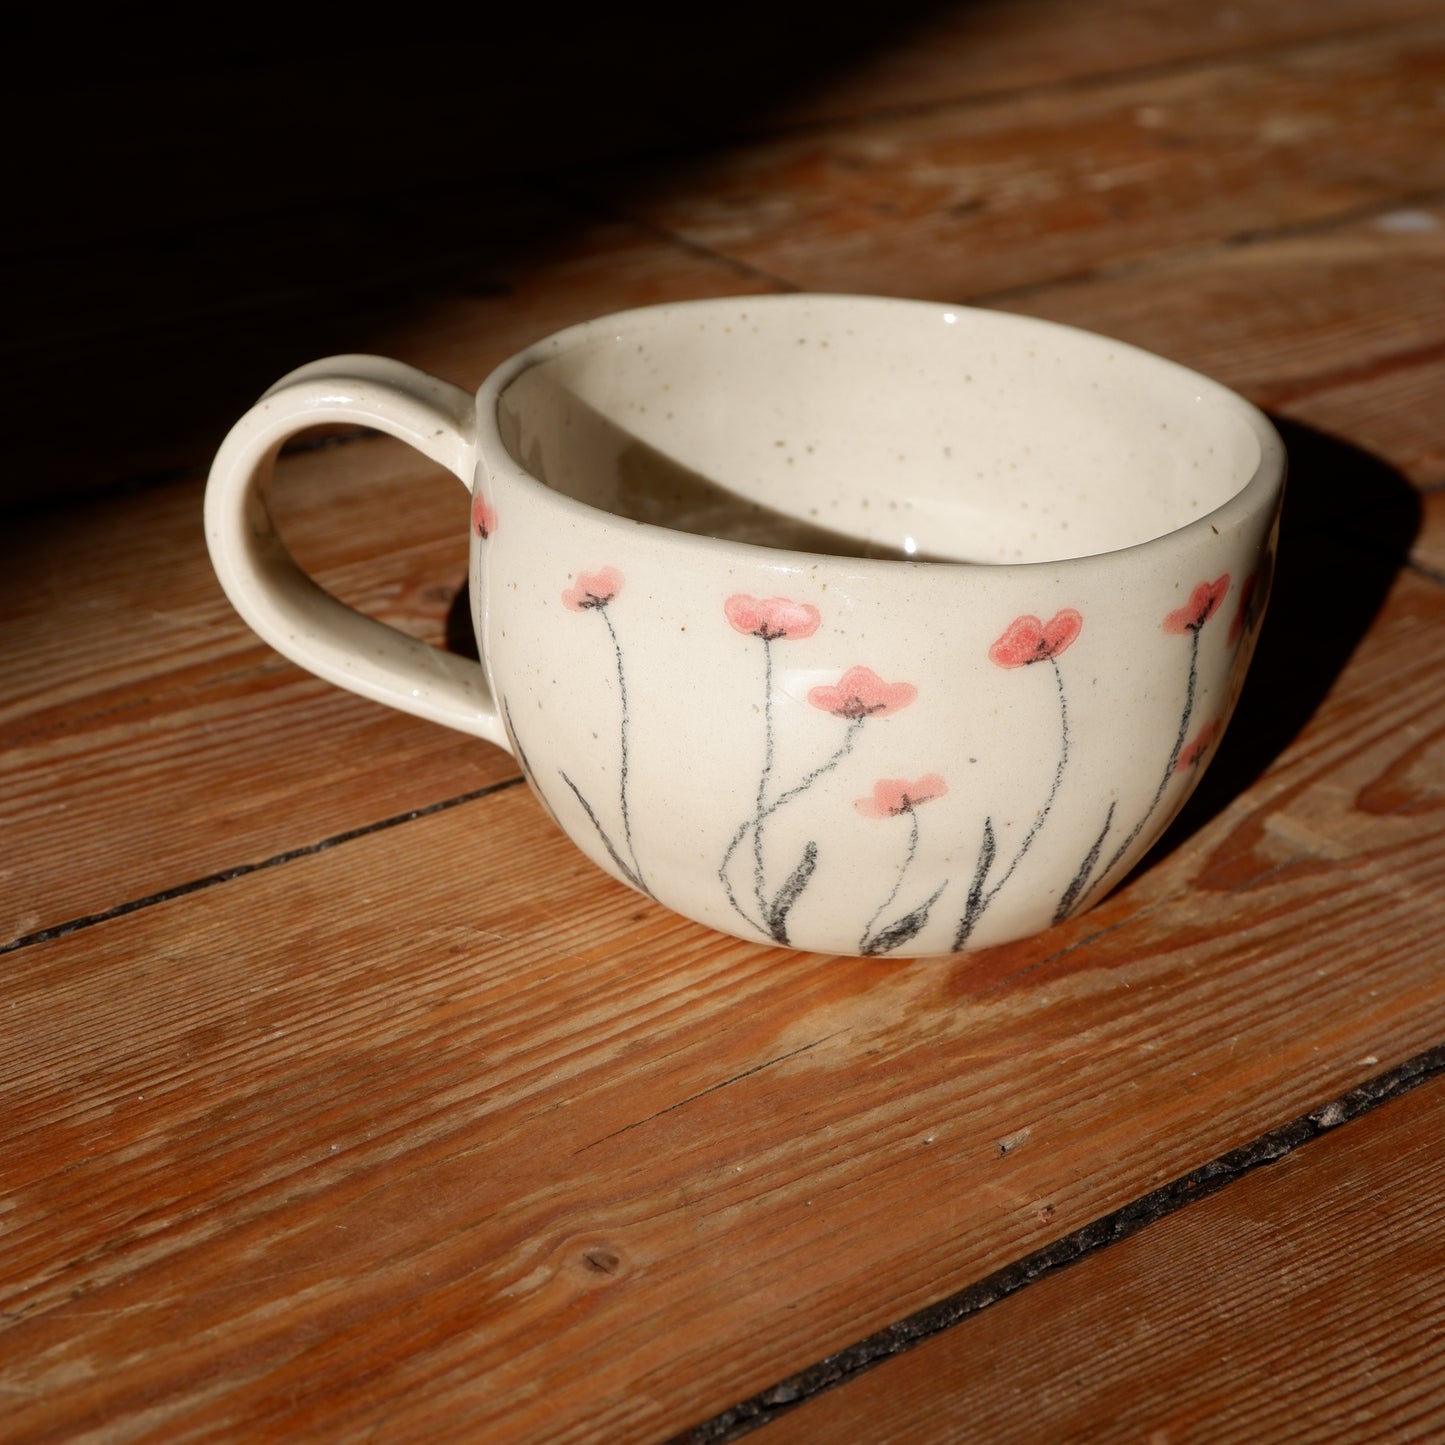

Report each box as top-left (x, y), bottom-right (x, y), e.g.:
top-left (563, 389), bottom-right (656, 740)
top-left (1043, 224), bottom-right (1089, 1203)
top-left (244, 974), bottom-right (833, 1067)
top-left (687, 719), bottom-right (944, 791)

top-left (760, 1068), bottom-right (1445, 1445)
top-left (596, 25), bottom-right (1445, 303)
top-left (2, 561), bottom-right (1442, 1442)
top-left (773, 0), bottom-right (1445, 127)
top-left (1276, 351), bottom-right (1445, 492)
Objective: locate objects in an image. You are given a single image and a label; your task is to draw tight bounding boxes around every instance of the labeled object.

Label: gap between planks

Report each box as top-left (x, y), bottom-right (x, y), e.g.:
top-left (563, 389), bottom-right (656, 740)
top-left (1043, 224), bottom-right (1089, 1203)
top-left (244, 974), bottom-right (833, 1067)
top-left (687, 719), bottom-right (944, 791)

top-left (677, 1040), bottom-right (1445, 1443)
top-left (0, 778), bottom-right (524, 959)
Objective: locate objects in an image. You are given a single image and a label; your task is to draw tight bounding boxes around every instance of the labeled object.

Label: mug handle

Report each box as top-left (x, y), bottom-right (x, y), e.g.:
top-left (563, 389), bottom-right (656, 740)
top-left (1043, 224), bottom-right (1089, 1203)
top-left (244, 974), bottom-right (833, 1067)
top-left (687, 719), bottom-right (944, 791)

top-left (204, 355), bottom-right (510, 752)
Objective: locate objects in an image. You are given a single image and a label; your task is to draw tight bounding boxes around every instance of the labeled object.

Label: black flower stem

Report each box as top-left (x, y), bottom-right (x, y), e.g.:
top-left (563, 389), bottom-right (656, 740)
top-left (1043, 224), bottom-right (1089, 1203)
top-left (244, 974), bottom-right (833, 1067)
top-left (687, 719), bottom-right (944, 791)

top-left (559, 770), bottom-right (648, 895)
top-left (1075, 625), bottom-right (1200, 913)
top-left (955, 655), bottom-right (1072, 950)
top-left (765, 719), bottom-right (864, 817)
top-left (861, 810), bottom-right (920, 954)
top-left (600, 605), bottom-right (646, 893)
top-left (752, 637), bottom-right (775, 921)
top-left (718, 718), bottom-right (865, 937)
top-left (989, 658), bottom-right (1071, 902)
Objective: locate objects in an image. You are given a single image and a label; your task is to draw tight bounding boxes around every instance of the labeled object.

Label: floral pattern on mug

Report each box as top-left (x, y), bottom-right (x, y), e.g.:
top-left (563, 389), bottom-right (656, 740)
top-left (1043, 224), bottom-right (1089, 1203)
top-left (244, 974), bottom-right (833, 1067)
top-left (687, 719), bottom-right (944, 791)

top-left (807, 666), bottom-right (917, 721)
top-left (725, 594), bottom-right (822, 642)
top-left (553, 566), bottom-right (1244, 954)
top-left (1228, 542), bottom-right (1274, 649)
top-left (470, 493), bottom-right (498, 540)
top-left (855, 774), bottom-right (948, 818)
top-left (1228, 574), bottom-right (1256, 647)
top-left (718, 595), bottom-right (920, 947)
top-left (563, 566), bottom-right (625, 612)
top-left (558, 566), bottom-right (650, 896)
top-left (956, 609), bottom-right (1083, 949)
top-left (1164, 575), bottom-right (1229, 634)
top-left (988, 609), bottom-right (1083, 669)
top-left (1055, 574), bottom-right (1230, 924)
top-left (857, 775), bottom-right (949, 956)
top-left (1176, 718), bottom-right (1222, 773)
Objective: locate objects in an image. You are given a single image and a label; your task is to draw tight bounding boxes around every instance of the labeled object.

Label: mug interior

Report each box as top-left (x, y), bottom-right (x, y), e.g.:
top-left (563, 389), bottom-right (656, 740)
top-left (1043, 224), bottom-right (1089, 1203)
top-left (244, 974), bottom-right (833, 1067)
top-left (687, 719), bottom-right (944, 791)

top-left (495, 297), bottom-right (1266, 564)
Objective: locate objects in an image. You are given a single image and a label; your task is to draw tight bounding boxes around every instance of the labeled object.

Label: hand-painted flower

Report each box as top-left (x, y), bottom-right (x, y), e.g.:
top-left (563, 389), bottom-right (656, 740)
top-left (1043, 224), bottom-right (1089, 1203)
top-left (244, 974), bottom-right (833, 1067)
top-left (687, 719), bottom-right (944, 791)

top-left (807, 666), bottom-right (917, 720)
top-left (1163, 575), bottom-right (1230, 634)
top-left (1175, 718), bottom-right (1222, 773)
top-left (856, 773), bottom-right (948, 818)
top-left (724, 594), bottom-right (822, 641)
top-left (562, 566), bottom-right (625, 612)
top-left (471, 493), bottom-right (497, 540)
top-left (988, 608), bottom-right (1083, 668)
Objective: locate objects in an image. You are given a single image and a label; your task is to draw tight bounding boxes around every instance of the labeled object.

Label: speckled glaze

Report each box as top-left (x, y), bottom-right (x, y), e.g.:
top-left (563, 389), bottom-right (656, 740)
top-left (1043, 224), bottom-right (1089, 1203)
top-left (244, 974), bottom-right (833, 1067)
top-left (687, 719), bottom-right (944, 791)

top-left (205, 296), bottom-right (1285, 956)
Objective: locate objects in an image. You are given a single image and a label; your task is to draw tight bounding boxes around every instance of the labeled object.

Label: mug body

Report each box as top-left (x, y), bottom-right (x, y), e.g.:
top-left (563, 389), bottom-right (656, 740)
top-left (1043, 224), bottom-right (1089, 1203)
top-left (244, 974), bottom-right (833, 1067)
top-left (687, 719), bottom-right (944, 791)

top-left (468, 296), bottom-right (1284, 956)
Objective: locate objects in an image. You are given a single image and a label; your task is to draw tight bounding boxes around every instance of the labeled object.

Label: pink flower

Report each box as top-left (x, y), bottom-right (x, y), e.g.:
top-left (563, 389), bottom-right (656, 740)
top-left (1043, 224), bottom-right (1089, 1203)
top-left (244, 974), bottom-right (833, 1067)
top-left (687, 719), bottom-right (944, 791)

top-left (562, 566), bottom-right (625, 612)
top-left (989, 609), bottom-right (1083, 668)
top-left (1175, 719), bottom-right (1222, 773)
top-left (724, 594), bottom-right (822, 642)
top-left (1164, 575), bottom-right (1230, 634)
top-left (807, 666), bottom-right (917, 720)
top-left (856, 774), bottom-right (948, 818)
top-left (471, 493), bottom-right (497, 540)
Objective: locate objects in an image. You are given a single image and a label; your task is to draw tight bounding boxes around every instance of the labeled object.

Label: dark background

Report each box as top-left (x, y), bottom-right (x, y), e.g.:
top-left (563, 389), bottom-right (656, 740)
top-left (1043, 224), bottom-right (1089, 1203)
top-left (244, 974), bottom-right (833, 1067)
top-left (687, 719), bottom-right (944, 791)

top-left (4, 3), bottom-right (953, 505)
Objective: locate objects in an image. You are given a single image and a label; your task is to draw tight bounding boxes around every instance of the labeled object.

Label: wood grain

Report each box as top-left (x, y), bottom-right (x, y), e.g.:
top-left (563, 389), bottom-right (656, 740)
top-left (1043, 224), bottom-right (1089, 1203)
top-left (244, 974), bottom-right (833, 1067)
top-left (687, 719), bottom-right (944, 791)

top-left (3, 565), bottom-right (1442, 1442)
top-left (595, 25), bottom-right (1445, 302)
top-left (770, 0), bottom-right (1445, 127)
top-left (762, 1069), bottom-right (1445, 1444)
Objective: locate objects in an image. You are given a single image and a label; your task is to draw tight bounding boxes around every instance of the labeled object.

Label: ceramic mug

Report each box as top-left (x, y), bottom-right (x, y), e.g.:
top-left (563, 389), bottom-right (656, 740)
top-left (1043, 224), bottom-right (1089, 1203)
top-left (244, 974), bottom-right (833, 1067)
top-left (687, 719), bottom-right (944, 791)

top-left (205, 295), bottom-right (1284, 956)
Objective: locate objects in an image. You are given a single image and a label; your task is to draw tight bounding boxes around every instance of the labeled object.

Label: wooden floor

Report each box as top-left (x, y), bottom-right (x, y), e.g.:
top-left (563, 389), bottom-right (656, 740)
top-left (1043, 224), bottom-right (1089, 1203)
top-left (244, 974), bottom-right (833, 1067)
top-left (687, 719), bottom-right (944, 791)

top-left (4, 2), bottom-right (1445, 1439)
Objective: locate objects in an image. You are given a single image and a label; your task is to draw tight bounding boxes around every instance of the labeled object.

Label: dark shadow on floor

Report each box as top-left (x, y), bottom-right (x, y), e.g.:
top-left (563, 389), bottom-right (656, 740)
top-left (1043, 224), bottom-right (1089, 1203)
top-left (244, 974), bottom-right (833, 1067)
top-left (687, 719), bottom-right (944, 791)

top-left (4, 2), bottom-right (959, 506)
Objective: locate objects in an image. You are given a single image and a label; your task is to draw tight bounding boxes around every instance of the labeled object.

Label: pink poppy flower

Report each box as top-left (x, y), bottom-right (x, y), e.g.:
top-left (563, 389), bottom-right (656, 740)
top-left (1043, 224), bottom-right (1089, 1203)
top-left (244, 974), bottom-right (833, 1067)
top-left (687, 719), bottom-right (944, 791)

top-left (724, 594), bottom-right (822, 642)
top-left (988, 609), bottom-right (1083, 668)
top-left (1175, 718), bottom-right (1222, 773)
top-left (807, 666), bottom-right (917, 720)
top-left (562, 566), bottom-right (625, 612)
top-left (1163, 575), bottom-right (1230, 634)
top-left (471, 493), bottom-right (497, 540)
top-left (856, 773), bottom-right (948, 818)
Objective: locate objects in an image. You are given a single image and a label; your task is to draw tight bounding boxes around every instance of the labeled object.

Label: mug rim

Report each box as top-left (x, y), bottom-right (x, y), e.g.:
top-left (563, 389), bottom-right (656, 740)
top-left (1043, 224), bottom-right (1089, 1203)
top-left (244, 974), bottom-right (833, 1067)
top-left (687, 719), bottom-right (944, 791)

top-left (473, 293), bottom-right (1286, 572)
